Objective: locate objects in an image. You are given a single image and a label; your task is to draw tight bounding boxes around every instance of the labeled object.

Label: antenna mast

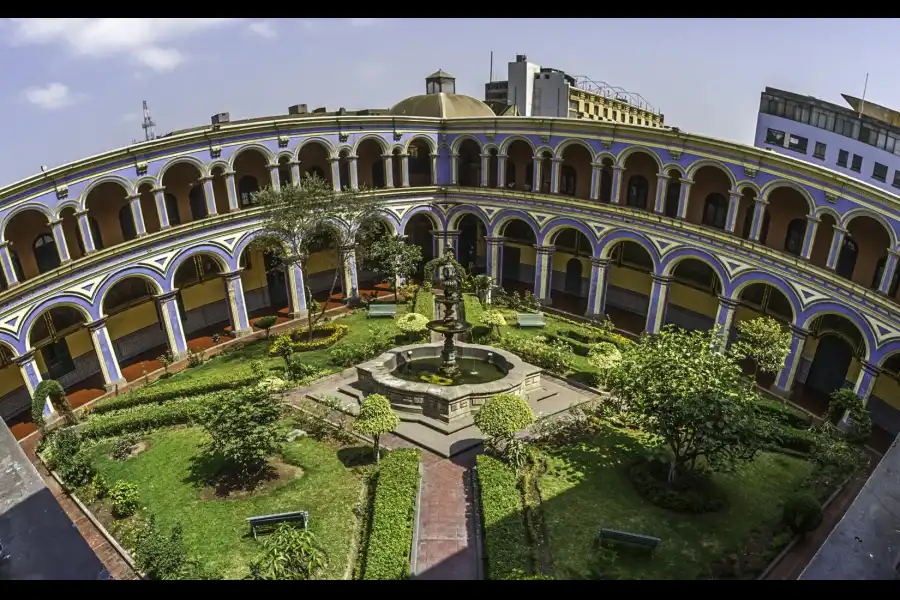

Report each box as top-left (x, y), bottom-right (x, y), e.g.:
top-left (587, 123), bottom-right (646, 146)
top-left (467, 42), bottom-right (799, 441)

top-left (141, 100), bottom-right (157, 141)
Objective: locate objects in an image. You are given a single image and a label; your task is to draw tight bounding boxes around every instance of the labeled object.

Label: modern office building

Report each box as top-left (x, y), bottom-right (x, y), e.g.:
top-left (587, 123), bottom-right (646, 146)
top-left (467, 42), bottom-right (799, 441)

top-left (755, 87), bottom-right (900, 195)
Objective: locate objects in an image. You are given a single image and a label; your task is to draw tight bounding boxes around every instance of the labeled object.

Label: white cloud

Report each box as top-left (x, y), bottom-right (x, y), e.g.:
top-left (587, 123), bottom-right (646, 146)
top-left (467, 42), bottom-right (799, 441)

top-left (23, 82), bottom-right (76, 110)
top-left (5, 18), bottom-right (240, 73)
top-left (249, 21), bottom-right (277, 39)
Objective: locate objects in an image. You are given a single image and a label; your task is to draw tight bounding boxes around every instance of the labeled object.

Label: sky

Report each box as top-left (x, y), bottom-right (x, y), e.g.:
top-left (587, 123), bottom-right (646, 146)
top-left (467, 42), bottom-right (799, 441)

top-left (0, 17), bottom-right (896, 186)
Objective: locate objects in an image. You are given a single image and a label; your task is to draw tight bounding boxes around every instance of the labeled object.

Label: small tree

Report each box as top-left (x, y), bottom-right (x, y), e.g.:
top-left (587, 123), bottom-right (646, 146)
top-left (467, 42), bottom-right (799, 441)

top-left (353, 394), bottom-right (399, 463)
top-left (479, 309), bottom-right (507, 339)
top-left (363, 234), bottom-right (423, 306)
top-left (607, 326), bottom-right (763, 485)
top-left (474, 393), bottom-right (535, 468)
top-left (254, 316), bottom-right (278, 338)
top-left (826, 387), bottom-right (872, 444)
top-left (200, 385), bottom-right (282, 482)
top-left (248, 523), bottom-right (328, 580)
top-left (587, 342), bottom-right (622, 386)
top-left (473, 274), bottom-right (494, 306)
top-left (782, 493), bottom-right (823, 536)
top-left (731, 316), bottom-right (791, 388)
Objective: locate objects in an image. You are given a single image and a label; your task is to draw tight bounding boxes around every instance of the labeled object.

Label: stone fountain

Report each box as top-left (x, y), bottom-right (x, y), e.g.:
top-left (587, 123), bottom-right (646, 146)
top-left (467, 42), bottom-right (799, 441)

top-left (426, 261), bottom-right (472, 377)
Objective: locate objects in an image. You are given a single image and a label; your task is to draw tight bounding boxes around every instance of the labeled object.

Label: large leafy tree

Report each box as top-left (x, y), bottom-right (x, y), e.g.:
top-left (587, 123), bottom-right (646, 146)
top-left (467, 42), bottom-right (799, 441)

top-left (730, 316), bottom-right (792, 388)
top-left (607, 325), bottom-right (764, 485)
top-left (251, 173), bottom-right (383, 338)
top-left (362, 234), bottom-right (423, 305)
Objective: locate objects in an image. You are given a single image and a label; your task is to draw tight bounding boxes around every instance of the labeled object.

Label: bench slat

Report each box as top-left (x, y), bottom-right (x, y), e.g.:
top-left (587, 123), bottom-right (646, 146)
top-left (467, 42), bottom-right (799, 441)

top-left (598, 527), bottom-right (660, 549)
top-left (247, 511), bottom-right (308, 538)
top-left (516, 312), bottom-right (546, 327)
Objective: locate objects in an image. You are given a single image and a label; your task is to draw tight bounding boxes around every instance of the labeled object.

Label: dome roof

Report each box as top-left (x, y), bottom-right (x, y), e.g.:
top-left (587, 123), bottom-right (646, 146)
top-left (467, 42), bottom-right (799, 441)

top-left (389, 92), bottom-right (496, 119)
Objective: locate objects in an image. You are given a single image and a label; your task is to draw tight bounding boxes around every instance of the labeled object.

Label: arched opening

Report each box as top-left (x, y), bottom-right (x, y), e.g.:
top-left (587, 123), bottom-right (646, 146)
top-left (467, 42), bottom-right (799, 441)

top-left (548, 227), bottom-right (592, 312)
top-left (559, 143), bottom-right (592, 199)
top-left (735, 282), bottom-right (794, 387)
top-left (809, 213), bottom-right (837, 269)
top-left (138, 182), bottom-right (162, 235)
top-left (118, 205), bottom-right (137, 242)
top-left (873, 255), bottom-right (900, 297)
top-left (836, 236), bottom-right (859, 280)
top-left (798, 314), bottom-right (865, 414)
top-left (870, 354), bottom-right (900, 441)
top-left (403, 214), bottom-right (437, 278)
top-left (4, 210), bottom-right (56, 281)
top-left (844, 215), bottom-right (892, 289)
top-left (762, 186), bottom-right (812, 254)
top-left (171, 253), bottom-right (236, 349)
top-left (160, 162), bottom-right (204, 225)
top-left (532, 150), bottom-right (553, 193)
top-left (665, 258), bottom-right (722, 331)
top-left (487, 148), bottom-right (499, 189)
top-left (297, 141), bottom-right (333, 186)
top-left (238, 175), bottom-right (260, 208)
top-left (0, 344), bottom-right (31, 439)
top-left (356, 139), bottom-right (386, 190)
top-left (391, 148), bottom-right (404, 187)
top-left (338, 149), bottom-right (352, 190)
top-left (663, 170), bottom-right (681, 217)
top-left (209, 165), bottom-right (231, 216)
top-left (58, 207), bottom-right (84, 261)
top-left (505, 140), bottom-right (533, 191)
top-left (605, 240), bottom-right (654, 335)
top-left (686, 165), bottom-right (731, 227)
top-left (233, 149), bottom-right (270, 207)
top-left (599, 158), bottom-right (613, 203)
top-left (85, 181), bottom-right (131, 248)
top-left (408, 138), bottom-right (433, 187)
top-left (701, 193), bottom-right (728, 230)
top-left (238, 245), bottom-right (291, 327)
top-left (101, 276), bottom-right (167, 383)
top-left (28, 306), bottom-right (97, 409)
top-left (33, 234), bottom-right (60, 274)
top-left (457, 139), bottom-right (482, 187)
top-left (278, 156), bottom-right (293, 190)
top-left (499, 218), bottom-right (538, 292)
top-left (457, 214), bottom-right (486, 274)
top-left (620, 151), bottom-right (658, 210)
top-left (783, 218), bottom-right (806, 256)
top-left (565, 259), bottom-right (582, 295)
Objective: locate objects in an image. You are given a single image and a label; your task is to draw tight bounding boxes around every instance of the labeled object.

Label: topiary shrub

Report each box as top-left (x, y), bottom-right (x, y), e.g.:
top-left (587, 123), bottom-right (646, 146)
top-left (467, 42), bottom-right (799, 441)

top-left (497, 336), bottom-right (572, 375)
top-left (479, 310), bottom-right (507, 339)
top-left (587, 342), bottom-right (622, 386)
top-left (109, 480), bottom-right (140, 518)
top-left (782, 493), bottom-right (823, 536)
top-left (354, 394), bottom-right (399, 463)
top-left (826, 388), bottom-right (872, 445)
top-left (111, 434), bottom-right (139, 461)
top-left (474, 393), bottom-right (535, 469)
top-left (394, 312), bottom-right (429, 341)
top-left (254, 315), bottom-right (279, 338)
top-left (58, 451), bottom-right (95, 489)
top-left (32, 379), bottom-right (74, 429)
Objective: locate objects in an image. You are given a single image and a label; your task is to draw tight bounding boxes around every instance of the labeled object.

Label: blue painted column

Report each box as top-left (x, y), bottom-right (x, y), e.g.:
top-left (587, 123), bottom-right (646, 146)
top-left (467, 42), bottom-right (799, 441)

top-left (530, 156), bottom-right (542, 193)
top-left (590, 163), bottom-right (603, 201)
top-left (714, 295), bottom-right (740, 349)
top-left (284, 256), bottom-right (308, 318)
top-left (401, 154), bottom-right (412, 187)
top-left (201, 176), bottom-right (218, 217)
top-left (771, 325), bottom-right (809, 398)
top-left (645, 274), bottom-right (672, 334)
top-left (348, 156), bottom-right (359, 190)
top-left (221, 270), bottom-right (251, 337)
top-left (74, 210), bottom-right (97, 253)
top-left (496, 153), bottom-right (508, 189)
top-left (340, 244), bottom-right (361, 305)
top-left (49, 219), bottom-right (70, 264)
top-left (877, 249), bottom-right (900, 294)
top-left (0, 242), bottom-right (20, 287)
top-left (840, 360), bottom-right (880, 430)
top-left (533, 245), bottom-right (555, 304)
top-left (267, 164), bottom-right (281, 193)
top-left (800, 215), bottom-right (820, 260)
top-left (826, 226), bottom-right (848, 270)
top-left (15, 351), bottom-right (50, 418)
top-left (586, 258), bottom-right (611, 318)
top-left (127, 194), bottom-right (147, 237)
top-left (748, 198), bottom-right (768, 241)
top-left (654, 173), bottom-right (670, 214)
top-left (156, 291), bottom-right (188, 361)
top-left (290, 161), bottom-right (302, 186)
top-left (329, 158), bottom-right (342, 191)
top-left (427, 152), bottom-right (437, 186)
top-left (381, 154), bottom-right (395, 188)
top-left (725, 191), bottom-right (742, 233)
top-left (86, 318), bottom-right (126, 391)
top-left (222, 171), bottom-right (240, 212)
top-left (675, 178), bottom-right (694, 219)
top-left (479, 153), bottom-right (490, 187)
top-left (610, 165), bottom-right (626, 205)
top-left (550, 158), bottom-right (563, 194)
top-left (152, 186), bottom-right (172, 229)
top-left (485, 236), bottom-right (505, 286)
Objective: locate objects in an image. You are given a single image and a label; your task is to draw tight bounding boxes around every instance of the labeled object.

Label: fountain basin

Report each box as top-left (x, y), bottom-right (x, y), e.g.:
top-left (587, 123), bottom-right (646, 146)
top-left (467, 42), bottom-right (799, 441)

top-left (356, 342), bottom-right (542, 424)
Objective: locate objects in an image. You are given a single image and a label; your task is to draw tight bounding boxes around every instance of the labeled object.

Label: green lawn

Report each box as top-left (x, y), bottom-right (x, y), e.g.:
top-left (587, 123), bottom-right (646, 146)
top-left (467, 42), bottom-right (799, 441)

top-left (536, 421), bottom-right (814, 580)
top-left (87, 427), bottom-right (366, 579)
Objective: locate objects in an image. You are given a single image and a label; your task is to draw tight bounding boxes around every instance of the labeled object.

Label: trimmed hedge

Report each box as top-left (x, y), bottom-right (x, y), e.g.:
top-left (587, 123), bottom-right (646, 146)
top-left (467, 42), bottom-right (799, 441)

top-left (362, 448), bottom-right (421, 580)
top-left (476, 455), bottom-right (531, 580)
top-left (754, 398), bottom-right (813, 429)
top-left (93, 375), bottom-right (257, 415)
top-left (544, 333), bottom-right (592, 357)
top-left (555, 325), bottom-right (635, 351)
top-left (79, 395), bottom-right (213, 440)
top-left (765, 423), bottom-right (818, 455)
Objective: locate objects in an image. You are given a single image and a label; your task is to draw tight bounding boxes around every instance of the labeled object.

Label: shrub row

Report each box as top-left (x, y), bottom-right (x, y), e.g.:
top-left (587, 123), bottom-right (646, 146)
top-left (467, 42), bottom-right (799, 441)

top-left (93, 375), bottom-right (257, 415)
top-left (476, 455), bottom-right (532, 580)
top-left (270, 323), bottom-right (349, 356)
top-left (496, 336), bottom-right (572, 375)
top-left (754, 398), bottom-right (813, 429)
top-left (362, 448), bottom-right (421, 580)
top-left (544, 333), bottom-right (592, 357)
top-left (79, 395), bottom-right (213, 440)
top-left (764, 423), bottom-right (818, 455)
top-left (557, 327), bottom-right (634, 351)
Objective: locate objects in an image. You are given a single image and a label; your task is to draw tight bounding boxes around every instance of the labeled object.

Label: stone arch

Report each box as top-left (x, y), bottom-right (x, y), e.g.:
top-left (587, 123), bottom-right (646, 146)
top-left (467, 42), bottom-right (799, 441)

top-left (230, 229), bottom-right (290, 268)
top-left (96, 268), bottom-right (166, 316)
top-left (54, 199), bottom-right (81, 219)
top-left (596, 230), bottom-right (661, 271)
top-left (539, 218), bottom-right (600, 256)
top-left (735, 180), bottom-right (761, 196)
top-left (661, 162), bottom-right (686, 178)
top-left (156, 155), bottom-right (208, 186)
top-left (134, 176), bottom-right (158, 190)
top-left (0, 335), bottom-right (20, 359)
top-left (403, 135), bottom-right (437, 155)
top-left (813, 205), bottom-right (842, 224)
top-left (447, 205), bottom-right (491, 233)
top-left (615, 145), bottom-right (664, 171)
top-left (207, 160), bottom-right (229, 174)
top-left (368, 209), bottom-right (401, 235)
top-left (482, 143), bottom-right (500, 156)
top-left (294, 137), bottom-right (337, 160)
top-left (0, 203), bottom-right (55, 242)
top-left (800, 303), bottom-right (876, 360)
top-left (533, 145), bottom-right (554, 158)
top-left (450, 134), bottom-right (483, 155)
top-left (659, 248), bottom-right (731, 288)
top-left (841, 208), bottom-right (899, 248)
top-left (489, 209), bottom-right (541, 239)
top-left (728, 272), bottom-right (801, 322)
top-left (351, 134), bottom-right (389, 156)
top-left (553, 137), bottom-right (596, 161)
top-left (165, 246), bottom-right (231, 289)
top-left (759, 179), bottom-right (815, 214)
top-left (229, 144), bottom-right (276, 170)
top-left (874, 344), bottom-right (900, 369)
top-left (76, 175), bottom-right (136, 211)
top-left (498, 134), bottom-right (536, 156)
top-left (685, 158), bottom-right (737, 189)
top-left (399, 205), bottom-right (444, 232)
top-left (595, 151), bottom-right (617, 165)
top-left (21, 297), bottom-right (93, 351)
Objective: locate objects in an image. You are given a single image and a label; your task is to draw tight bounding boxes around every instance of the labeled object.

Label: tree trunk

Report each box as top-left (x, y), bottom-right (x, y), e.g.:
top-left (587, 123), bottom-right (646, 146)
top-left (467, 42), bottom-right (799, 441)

top-left (668, 459), bottom-right (679, 485)
top-left (374, 434), bottom-right (380, 463)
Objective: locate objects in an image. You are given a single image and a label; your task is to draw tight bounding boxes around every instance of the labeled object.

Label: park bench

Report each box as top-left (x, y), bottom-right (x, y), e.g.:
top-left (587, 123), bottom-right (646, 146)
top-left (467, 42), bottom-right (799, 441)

top-left (597, 527), bottom-right (661, 553)
top-left (247, 510), bottom-right (309, 539)
top-left (367, 303), bottom-right (398, 318)
top-left (516, 312), bottom-right (546, 328)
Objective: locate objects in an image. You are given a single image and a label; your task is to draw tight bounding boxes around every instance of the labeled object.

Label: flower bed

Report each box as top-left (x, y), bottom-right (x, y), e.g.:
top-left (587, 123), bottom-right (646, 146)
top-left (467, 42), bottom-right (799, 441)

top-left (269, 323), bottom-right (349, 356)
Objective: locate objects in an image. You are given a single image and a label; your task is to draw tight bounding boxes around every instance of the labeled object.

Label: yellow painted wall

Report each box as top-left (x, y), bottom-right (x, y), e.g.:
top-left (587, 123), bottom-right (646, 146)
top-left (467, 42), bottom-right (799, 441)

top-left (874, 376), bottom-right (900, 410)
top-left (107, 302), bottom-right (159, 341)
top-left (609, 266), bottom-right (651, 295)
top-left (182, 278), bottom-right (225, 312)
top-left (551, 251), bottom-right (589, 274)
top-left (668, 284), bottom-right (717, 318)
top-left (308, 249), bottom-right (339, 275)
top-left (505, 242), bottom-right (537, 267)
top-left (66, 329), bottom-right (93, 360)
top-left (0, 365), bottom-right (24, 396)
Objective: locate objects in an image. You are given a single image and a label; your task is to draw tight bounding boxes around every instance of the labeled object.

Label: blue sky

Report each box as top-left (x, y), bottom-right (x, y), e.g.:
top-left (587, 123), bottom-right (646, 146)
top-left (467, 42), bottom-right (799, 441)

top-left (0, 18), bottom-right (895, 186)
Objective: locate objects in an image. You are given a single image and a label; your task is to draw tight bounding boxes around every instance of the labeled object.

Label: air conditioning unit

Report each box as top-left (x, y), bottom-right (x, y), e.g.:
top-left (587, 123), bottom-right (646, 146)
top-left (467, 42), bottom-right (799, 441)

top-left (211, 112), bottom-right (230, 125)
top-left (288, 104), bottom-right (308, 115)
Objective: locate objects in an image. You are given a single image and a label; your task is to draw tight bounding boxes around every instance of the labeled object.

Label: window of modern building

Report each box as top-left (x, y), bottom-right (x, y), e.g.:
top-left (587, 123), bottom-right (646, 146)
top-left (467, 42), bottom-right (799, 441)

top-left (873, 162), bottom-right (888, 182)
top-left (851, 154), bottom-right (863, 172)
top-left (813, 142), bottom-right (826, 160)
top-left (837, 150), bottom-right (849, 167)
top-left (787, 134), bottom-right (808, 153)
top-left (893, 171), bottom-right (900, 189)
top-left (765, 128), bottom-right (785, 145)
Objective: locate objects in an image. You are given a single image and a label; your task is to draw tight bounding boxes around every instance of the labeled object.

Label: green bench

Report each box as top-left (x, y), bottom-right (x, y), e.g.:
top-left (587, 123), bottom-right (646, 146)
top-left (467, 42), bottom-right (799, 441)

top-left (247, 510), bottom-right (309, 539)
top-left (598, 527), bottom-right (660, 553)
top-left (367, 303), bottom-right (398, 318)
top-left (516, 312), bottom-right (546, 328)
